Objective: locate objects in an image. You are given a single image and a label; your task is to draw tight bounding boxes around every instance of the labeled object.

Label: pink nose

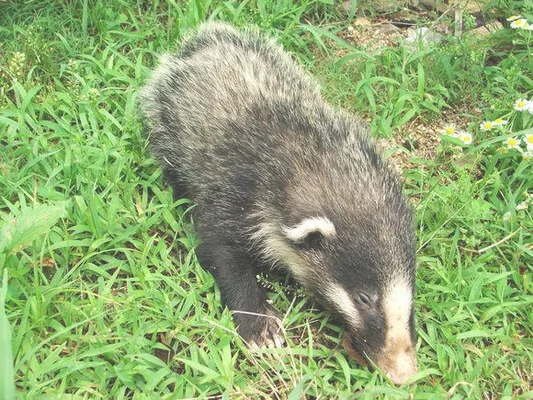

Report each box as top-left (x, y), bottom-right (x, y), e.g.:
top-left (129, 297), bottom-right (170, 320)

top-left (384, 352), bottom-right (418, 385)
top-left (386, 367), bottom-right (418, 385)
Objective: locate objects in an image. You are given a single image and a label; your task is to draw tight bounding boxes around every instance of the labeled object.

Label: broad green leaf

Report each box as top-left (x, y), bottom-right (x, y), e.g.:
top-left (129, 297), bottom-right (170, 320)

top-left (0, 270), bottom-right (15, 400)
top-left (0, 202), bottom-right (68, 254)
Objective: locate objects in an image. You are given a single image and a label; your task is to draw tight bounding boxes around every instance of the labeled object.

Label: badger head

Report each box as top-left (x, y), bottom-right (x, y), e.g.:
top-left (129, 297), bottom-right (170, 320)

top-left (272, 211), bottom-right (418, 385)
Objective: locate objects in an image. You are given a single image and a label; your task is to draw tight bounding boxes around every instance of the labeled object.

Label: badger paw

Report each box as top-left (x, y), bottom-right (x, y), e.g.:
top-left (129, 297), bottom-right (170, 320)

top-left (234, 309), bottom-right (285, 349)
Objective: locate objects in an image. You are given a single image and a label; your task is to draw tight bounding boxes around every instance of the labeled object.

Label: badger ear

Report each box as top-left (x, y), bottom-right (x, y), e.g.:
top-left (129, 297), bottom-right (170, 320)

top-left (283, 216), bottom-right (336, 248)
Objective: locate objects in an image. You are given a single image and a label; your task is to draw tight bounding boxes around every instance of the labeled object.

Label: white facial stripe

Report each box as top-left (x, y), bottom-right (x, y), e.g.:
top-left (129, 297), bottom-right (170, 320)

top-left (323, 283), bottom-right (360, 327)
top-left (380, 280), bottom-right (417, 385)
top-left (282, 216), bottom-right (336, 243)
top-left (383, 280), bottom-right (412, 340)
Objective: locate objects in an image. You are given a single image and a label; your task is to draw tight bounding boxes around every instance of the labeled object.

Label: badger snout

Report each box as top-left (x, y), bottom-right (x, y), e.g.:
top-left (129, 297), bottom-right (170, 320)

top-left (343, 335), bottom-right (417, 385)
top-left (382, 348), bottom-right (418, 385)
top-left (340, 280), bottom-right (417, 385)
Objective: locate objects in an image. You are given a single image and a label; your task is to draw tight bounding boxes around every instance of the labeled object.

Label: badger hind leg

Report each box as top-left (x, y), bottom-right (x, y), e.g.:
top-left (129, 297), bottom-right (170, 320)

top-left (196, 236), bottom-right (285, 349)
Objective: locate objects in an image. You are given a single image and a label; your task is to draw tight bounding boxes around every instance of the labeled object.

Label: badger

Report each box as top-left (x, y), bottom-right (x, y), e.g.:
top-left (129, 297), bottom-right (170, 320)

top-left (139, 22), bottom-right (418, 385)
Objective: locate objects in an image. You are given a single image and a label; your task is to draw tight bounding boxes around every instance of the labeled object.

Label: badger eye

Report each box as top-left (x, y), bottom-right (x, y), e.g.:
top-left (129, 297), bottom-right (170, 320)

top-left (356, 293), bottom-right (372, 307)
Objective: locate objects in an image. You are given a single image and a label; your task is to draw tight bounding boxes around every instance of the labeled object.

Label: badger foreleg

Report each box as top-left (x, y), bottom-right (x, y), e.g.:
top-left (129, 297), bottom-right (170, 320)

top-left (196, 239), bottom-right (284, 349)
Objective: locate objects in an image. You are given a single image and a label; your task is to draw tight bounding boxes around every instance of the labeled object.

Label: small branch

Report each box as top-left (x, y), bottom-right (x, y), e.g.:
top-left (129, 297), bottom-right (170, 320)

top-left (461, 229), bottom-right (520, 254)
top-left (454, 0), bottom-right (464, 37)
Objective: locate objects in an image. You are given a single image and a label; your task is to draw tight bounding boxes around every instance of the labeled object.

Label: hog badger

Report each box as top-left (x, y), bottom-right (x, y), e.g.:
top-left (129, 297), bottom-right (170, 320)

top-left (140, 22), bottom-right (418, 385)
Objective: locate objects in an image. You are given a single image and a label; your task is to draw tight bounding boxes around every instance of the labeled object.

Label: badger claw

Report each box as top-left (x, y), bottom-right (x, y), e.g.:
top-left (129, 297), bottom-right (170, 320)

top-left (247, 329), bottom-right (285, 350)
top-left (238, 310), bottom-right (285, 350)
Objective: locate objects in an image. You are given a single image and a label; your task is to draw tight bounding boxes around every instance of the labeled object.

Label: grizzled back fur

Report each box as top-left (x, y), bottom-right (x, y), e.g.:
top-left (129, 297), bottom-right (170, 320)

top-left (140, 22), bottom-right (417, 385)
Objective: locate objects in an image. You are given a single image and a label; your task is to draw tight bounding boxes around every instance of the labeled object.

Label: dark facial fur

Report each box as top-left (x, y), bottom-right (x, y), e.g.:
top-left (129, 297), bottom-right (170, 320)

top-left (139, 22), bottom-right (418, 384)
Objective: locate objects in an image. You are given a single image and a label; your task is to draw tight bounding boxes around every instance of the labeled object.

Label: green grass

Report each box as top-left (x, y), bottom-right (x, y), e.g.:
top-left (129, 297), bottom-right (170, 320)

top-left (1, 0), bottom-right (532, 398)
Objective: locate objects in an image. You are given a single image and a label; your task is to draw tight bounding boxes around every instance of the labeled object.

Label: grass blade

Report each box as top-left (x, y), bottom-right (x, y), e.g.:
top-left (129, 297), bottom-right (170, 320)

top-left (0, 270), bottom-right (15, 400)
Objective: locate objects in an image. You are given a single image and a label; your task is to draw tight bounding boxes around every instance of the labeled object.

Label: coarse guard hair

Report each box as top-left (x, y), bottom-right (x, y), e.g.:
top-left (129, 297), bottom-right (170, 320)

top-left (139, 22), bottom-right (418, 385)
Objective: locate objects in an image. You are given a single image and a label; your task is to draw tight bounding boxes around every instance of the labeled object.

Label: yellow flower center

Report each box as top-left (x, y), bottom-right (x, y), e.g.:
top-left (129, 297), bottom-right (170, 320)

top-left (460, 133), bottom-right (472, 144)
top-left (445, 127), bottom-right (454, 135)
top-left (526, 135), bottom-right (533, 144)
top-left (508, 138), bottom-right (518, 146)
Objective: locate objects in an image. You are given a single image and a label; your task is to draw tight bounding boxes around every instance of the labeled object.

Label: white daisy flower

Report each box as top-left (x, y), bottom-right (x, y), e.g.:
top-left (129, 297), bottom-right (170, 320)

top-left (510, 18), bottom-right (528, 29)
top-left (458, 131), bottom-right (473, 145)
top-left (524, 133), bottom-right (533, 150)
top-left (443, 125), bottom-right (457, 137)
top-left (506, 137), bottom-right (521, 150)
top-left (493, 118), bottom-right (508, 127)
top-left (506, 15), bottom-right (522, 21)
top-left (480, 121), bottom-right (494, 131)
top-left (514, 98), bottom-right (529, 111)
